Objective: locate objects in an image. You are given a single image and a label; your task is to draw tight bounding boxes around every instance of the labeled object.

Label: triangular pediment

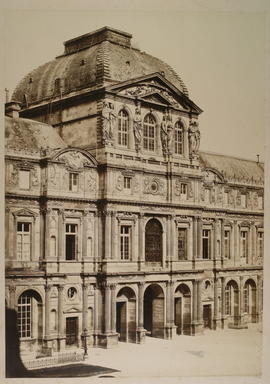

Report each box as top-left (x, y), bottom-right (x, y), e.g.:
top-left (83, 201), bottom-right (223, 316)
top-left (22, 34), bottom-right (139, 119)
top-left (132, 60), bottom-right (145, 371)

top-left (107, 73), bottom-right (202, 114)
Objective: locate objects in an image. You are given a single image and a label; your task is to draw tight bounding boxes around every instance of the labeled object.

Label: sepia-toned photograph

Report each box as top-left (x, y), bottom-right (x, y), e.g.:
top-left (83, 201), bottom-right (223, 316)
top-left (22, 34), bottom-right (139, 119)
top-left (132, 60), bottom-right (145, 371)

top-left (2, 1), bottom-right (269, 383)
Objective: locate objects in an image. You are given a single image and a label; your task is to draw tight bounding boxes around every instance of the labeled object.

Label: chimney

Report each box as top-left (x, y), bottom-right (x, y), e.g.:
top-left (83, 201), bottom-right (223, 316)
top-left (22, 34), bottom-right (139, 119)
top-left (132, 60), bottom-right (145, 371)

top-left (5, 101), bottom-right (21, 118)
top-left (256, 154), bottom-right (260, 164)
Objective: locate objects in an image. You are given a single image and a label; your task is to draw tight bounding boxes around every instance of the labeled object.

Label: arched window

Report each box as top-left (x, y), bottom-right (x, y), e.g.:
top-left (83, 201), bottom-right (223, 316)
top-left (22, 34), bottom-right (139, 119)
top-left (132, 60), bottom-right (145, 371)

top-left (145, 219), bottom-right (162, 263)
top-left (118, 109), bottom-right (129, 147)
top-left (17, 290), bottom-right (42, 339)
top-left (143, 114), bottom-right (156, 151)
top-left (175, 121), bottom-right (184, 155)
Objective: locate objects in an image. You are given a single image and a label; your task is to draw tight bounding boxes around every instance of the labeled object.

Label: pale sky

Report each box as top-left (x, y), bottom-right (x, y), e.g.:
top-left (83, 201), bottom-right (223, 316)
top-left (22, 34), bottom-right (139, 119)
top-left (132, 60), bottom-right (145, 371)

top-left (2, 2), bottom-right (268, 161)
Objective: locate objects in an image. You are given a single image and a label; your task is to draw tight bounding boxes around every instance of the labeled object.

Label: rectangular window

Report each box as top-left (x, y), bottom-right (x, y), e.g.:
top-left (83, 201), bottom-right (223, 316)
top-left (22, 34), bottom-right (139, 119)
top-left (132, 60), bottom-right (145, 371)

top-left (69, 173), bottom-right (78, 192)
top-left (17, 222), bottom-right (31, 261)
top-left (19, 170), bottom-right (30, 190)
top-left (180, 183), bottom-right (187, 199)
top-left (202, 229), bottom-right (210, 259)
top-left (258, 232), bottom-right (264, 258)
top-left (241, 194), bottom-right (247, 208)
top-left (18, 295), bottom-right (31, 338)
top-left (120, 225), bottom-right (131, 260)
top-left (240, 231), bottom-right (248, 261)
top-left (178, 228), bottom-right (187, 260)
top-left (65, 224), bottom-right (77, 260)
top-left (224, 191), bottom-right (229, 205)
top-left (124, 176), bottom-right (131, 189)
top-left (224, 230), bottom-right (230, 259)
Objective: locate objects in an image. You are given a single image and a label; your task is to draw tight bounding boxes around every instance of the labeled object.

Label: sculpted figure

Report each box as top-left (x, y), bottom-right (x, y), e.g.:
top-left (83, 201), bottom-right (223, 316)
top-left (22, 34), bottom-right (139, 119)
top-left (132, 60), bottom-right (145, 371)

top-left (188, 119), bottom-right (200, 156)
top-left (133, 105), bottom-right (142, 150)
top-left (101, 101), bottom-right (116, 142)
top-left (160, 109), bottom-right (173, 155)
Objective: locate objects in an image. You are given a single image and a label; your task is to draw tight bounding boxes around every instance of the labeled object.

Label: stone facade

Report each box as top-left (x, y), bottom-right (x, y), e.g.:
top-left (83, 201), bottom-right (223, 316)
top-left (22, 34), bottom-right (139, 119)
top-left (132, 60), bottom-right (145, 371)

top-left (5, 27), bottom-right (263, 364)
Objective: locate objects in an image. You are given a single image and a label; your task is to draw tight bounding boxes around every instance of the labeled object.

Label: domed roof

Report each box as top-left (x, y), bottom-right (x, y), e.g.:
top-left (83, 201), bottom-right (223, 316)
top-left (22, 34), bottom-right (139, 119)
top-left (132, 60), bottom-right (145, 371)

top-left (12, 27), bottom-right (189, 107)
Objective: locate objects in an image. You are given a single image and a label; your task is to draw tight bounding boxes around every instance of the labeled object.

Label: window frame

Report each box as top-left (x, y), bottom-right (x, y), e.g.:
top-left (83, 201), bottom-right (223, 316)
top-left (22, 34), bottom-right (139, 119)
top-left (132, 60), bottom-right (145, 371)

top-left (240, 230), bottom-right (248, 262)
top-left (174, 120), bottom-right (184, 155)
top-left (143, 114), bottom-right (156, 152)
top-left (202, 229), bottom-right (211, 259)
top-left (120, 225), bottom-right (131, 260)
top-left (224, 229), bottom-right (231, 259)
top-left (177, 227), bottom-right (188, 260)
top-left (18, 293), bottom-right (32, 339)
top-left (118, 109), bottom-right (129, 147)
top-left (69, 172), bottom-right (79, 192)
top-left (65, 223), bottom-right (78, 261)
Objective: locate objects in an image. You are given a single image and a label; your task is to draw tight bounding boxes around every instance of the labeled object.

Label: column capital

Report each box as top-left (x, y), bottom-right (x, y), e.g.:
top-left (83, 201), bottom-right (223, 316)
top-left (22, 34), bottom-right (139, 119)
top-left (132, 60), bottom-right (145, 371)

top-left (58, 284), bottom-right (64, 292)
top-left (109, 283), bottom-right (117, 290)
top-left (138, 281), bottom-right (145, 288)
top-left (9, 285), bottom-right (16, 293)
top-left (45, 284), bottom-right (52, 292)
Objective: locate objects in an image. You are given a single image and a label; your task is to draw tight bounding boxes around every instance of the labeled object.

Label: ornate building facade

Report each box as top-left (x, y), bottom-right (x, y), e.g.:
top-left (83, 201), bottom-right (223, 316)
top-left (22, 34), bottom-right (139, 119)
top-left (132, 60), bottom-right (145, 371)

top-left (5, 27), bottom-right (264, 364)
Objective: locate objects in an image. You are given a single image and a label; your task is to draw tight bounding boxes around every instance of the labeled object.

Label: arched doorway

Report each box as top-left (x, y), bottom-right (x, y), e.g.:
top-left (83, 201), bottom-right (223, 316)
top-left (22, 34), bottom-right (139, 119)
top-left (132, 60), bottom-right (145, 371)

top-left (243, 279), bottom-right (257, 323)
top-left (145, 219), bottom-right (163, 263)
top-left (143, 284), bottom-right (165, 338)
top-left (116, 287), bottom-right (136, 342)
top-left (17, 290), bottom-right (43, 353)
top-left (174, 284), bottom-right (192, 335)
top-left (225, 280), bottom-right (239, 325)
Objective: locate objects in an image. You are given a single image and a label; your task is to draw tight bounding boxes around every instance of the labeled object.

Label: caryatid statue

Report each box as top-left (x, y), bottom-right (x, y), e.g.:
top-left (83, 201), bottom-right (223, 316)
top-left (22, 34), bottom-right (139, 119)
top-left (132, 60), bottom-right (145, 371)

top-left (133, 104), bottom-right (142, 151)
top-left (101, 101), bottom-right (116, 143)
top-left (160, 109), bottom-right (173, 155)
top-left (188, 118), bottom-right (200, 157)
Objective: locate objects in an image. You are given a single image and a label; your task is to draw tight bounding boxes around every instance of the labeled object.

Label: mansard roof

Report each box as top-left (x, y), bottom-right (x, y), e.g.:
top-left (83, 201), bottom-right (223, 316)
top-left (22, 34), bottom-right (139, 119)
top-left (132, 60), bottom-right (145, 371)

top-left (12, 26), bottom-right (189, 107)
top-left (199, 151), bottom-right (264, 185)
top-left (5, 116), bottom-right (66, 154)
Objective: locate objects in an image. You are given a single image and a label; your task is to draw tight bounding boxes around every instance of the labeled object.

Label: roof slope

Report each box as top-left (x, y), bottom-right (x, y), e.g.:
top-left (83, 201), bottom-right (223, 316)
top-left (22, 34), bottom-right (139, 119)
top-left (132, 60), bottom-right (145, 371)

top-left (12, 28), bottom-right (188, 106)
top-left (199, 151), bottom-right (264, 183)
top-left (5, 116), bottom-right (66, 153)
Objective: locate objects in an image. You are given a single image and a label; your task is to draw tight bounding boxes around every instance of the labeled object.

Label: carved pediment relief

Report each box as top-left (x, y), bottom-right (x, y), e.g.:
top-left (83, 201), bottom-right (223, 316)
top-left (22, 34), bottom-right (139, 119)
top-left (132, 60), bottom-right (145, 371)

top-left (203, 168), bottom-right (224, 185)
top-left (118, 83), bottom-right (189, 110)
top-left (12, 208), bottom-right (38, 217)
top-left (58, 151), bottom-right (92, 170)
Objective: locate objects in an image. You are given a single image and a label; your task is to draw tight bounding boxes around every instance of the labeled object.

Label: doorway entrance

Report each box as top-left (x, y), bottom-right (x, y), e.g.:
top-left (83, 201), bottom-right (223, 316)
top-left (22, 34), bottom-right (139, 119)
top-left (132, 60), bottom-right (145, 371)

top-left (143, 284), bottom-right (165, 338)
top-left (203, 304), bottom-right (212, 329)
top-left (174, 284), bottom-right (191, 335)
top-left (66, 317), bottom-right (78, 346)
top-left (116, 287), bottom-right (136, 342)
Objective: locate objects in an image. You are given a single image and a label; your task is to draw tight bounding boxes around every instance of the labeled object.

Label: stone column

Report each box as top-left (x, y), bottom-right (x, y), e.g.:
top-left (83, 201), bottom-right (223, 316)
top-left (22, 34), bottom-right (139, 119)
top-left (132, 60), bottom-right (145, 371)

top-left (82, 283), bottom-right (88, 335)
top-left (221, 277), bottom-right (225, 329)
top-left (104, 284), bottom-right (111, 334)
top-left (94, 285), bottom-right (99, 344)
top-left (138, 213), bottom-right (145, 269)
top-left (58, 209), bottom-right (64, 261)
top-left (197, 280), bottom-right (203, 332)
top-left (248, 226), bottom-right (252, 265)
top-left (137, 282), bottom-right (146, 343)
top-left (111, 212), bottom-right (116, 260)
top-left (57, 285), bottom-right (65, 350)
top-left (184, 126), bottom-right (189, 158)
top-left (252, 224), bottom-right (257, 265)
top-left (171, 216), bottom-right (176, 262)
top-left (213, 219), bottom-right (218, 261)
top-left (44, 209), bottom-right (51, 260)
top-left (238, 276), bottom-right (244, 327)
top-left (220, 219), bottom-right (224, 262)
top-left (111, 284), bottom-right (117, 333)
top-left (191, 280), bottom-right (197, 335)
top-left (45, 285), bottom-right (51, 342)
top-left (192, 216), bottom-right (197, 261)
top-left (167, 216), bottom-right (171, 263)
top-left (8, 285), bottom-right (16, 310)
top-left (94, 212), bottom-right (99, 266)
top-left (197, 218), bottom-right (202, 259)
top-left (234, 221), bottom-right (239, 265)
top-left (133, 218), bottom-right (139, 262)
top-left (256, 275), bottom-right (262, 322)
top-left (105, 212), bottom-right (112, 260)
top-left (165, 281), bottom-right (171, 338)
top-left (82, 212), bottom-right (88, 260)
top-left (213, 277), bottom-right (219, 329)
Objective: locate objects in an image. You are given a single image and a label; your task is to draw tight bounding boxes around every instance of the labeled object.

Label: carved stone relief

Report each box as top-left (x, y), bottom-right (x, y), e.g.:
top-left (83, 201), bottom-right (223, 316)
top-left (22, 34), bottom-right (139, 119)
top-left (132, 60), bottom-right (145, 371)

top-left (133, 103), bottom-right (142, 151)
top-left (8, 164), bottom-right (18, 186)
top-left (31, 167), bottom-right (39, 187)
top-left (144, 177), bottom-right (165, 195)
top-left (49, 164), bottom-right (58, 186)
top-left (116, 174), bottom-right (124, 191)
top-left (59, 151), bottom-right (92, 170)
top-left (86, 171), bottom-right (96, 192)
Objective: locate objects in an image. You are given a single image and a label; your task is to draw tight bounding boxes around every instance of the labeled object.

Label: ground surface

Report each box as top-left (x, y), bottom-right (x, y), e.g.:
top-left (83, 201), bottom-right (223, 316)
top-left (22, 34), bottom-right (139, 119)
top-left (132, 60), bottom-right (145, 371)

top-left (16, 325), bottom-right (262, 378)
